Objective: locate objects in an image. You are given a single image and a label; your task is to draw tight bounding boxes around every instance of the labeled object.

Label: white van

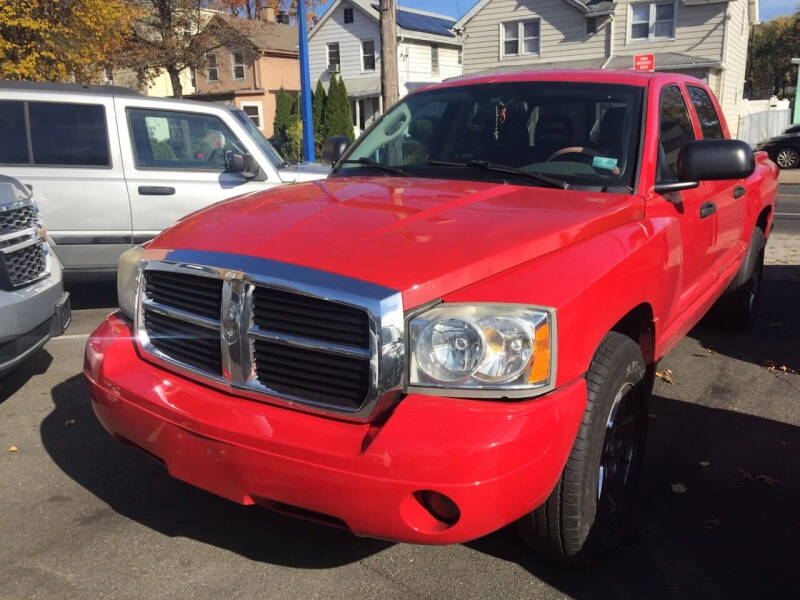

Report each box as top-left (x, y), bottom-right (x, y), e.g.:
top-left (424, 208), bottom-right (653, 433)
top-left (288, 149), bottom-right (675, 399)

top-left (0, 81), bottom-right (329, 279)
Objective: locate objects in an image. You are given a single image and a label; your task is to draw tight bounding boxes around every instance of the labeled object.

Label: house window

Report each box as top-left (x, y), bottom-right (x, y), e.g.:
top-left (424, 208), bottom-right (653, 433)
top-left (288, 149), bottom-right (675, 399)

top-left (501, 19), bottom-right (539, 57)
top-left (362, 39), bottom-right (375, 71)
top-left (241, 102), bottom-right (263, 130)
top-left (327, 42), bottom-right (340, 72)
top-left (458, 48), bottom-right (462, 65)
top-left (586, 17), bottom-right (597, 35)
top-left (232, 51), bottom-right (245, 80)
top-left (344, 7), bottom-right (353, 23)
top-left (630, 2), bottom-right (675, 41)
top-left (206, 53), bottom-right (219, 82)
top-left (431, 45), bottom-right (439, 75)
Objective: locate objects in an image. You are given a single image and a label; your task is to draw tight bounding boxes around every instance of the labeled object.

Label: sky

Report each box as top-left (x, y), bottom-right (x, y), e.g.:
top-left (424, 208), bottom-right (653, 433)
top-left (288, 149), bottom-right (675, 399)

top-left (318, 0), bottom-right (797, 22)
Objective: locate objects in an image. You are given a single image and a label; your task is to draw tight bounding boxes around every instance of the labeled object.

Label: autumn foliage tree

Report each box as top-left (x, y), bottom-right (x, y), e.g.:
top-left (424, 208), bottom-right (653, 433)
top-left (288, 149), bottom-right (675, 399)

top-left (217, 0), bottom-right (321, 23)
top-left (0, 0), bottom-right (136, 82)
top-left (746, 11), bottom-right (800, 97)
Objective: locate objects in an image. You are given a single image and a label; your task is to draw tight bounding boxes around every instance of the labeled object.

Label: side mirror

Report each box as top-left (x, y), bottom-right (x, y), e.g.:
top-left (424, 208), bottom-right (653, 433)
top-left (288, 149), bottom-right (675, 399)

top-left (321, 136), bottom-right (350, 166)
top-left (224, 151), bottom-right (259, 179)
top-left (654, 139), bottom-right (755, 195)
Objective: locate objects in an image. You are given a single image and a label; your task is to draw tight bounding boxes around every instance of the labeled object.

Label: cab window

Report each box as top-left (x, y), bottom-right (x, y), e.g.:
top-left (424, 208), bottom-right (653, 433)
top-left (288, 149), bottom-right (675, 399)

top-left (128, 108), bottom-right (245, 170)
top-left (686, 85), bottom-right (724, 140)
top-left (658, 85), bottom-right (695, 180)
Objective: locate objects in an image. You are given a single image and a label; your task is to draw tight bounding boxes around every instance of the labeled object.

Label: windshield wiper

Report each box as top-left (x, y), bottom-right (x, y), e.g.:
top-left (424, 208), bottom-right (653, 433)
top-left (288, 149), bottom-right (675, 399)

top-left (338, 157), bottom-right (407, 176)
top-left (426, 160), bottom-right (568, 189)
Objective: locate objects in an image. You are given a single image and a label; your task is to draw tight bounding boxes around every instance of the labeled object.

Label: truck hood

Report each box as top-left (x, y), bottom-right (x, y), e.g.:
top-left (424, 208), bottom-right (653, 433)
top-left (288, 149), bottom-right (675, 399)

top-left (152, 177), bottom-right (644, 307)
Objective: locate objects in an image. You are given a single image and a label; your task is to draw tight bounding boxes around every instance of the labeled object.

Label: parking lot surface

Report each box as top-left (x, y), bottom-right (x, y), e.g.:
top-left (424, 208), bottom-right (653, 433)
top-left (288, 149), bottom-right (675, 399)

top-left (1, 195), bottom-right (798, 599)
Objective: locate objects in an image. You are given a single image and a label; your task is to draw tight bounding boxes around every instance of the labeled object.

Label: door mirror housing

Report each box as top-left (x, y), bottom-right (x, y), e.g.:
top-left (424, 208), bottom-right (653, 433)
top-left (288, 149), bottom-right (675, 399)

top-left (677, 139), bottom-right (755, 182)
top-left (224, 151), bottom-right (260, 179)
top-left (654, 139), bottom-right (755, 195)
top-left (321, 136), bottom-right (350, 166)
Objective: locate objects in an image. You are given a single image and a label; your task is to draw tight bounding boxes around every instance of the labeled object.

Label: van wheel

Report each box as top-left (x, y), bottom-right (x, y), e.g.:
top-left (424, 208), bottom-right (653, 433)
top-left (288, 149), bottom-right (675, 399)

top-left (517, 332), bottom-right (647, 563)
top-left (716, 226), bottom-right (765, 329)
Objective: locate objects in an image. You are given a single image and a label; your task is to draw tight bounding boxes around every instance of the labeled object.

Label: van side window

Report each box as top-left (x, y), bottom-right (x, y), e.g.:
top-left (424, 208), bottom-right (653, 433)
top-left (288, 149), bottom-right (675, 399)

top-left (658, 85), bottom-right (695, 180)
top-left (686, 85), bottom-right (724, 140)
top-left (128, 108), bottom-right (246, 170)
top-left (0, 101), bottom-right (29, 164)
top-left (28, 102), bottom-right (110, 166)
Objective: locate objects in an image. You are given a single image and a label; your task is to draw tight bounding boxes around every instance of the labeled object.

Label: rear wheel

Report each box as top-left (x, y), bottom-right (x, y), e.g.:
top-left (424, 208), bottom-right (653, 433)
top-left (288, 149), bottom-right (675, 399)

top-left (716, 226), bottom-right (765, 329)
top-left (517, 332), bottom-right (647, 562)
top-left (775, 147), bottom-right (800, 169)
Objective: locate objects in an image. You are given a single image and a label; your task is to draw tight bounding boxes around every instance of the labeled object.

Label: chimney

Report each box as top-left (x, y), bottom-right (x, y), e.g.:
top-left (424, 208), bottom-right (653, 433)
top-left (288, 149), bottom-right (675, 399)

top-left (260, 6), bottom-right (276, 23)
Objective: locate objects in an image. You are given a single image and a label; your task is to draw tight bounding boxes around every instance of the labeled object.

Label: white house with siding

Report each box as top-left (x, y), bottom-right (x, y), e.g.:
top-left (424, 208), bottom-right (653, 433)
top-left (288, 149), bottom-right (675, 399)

top-left (309, 0), bottom-right (462, 136)
top-left (455, 0), bottom-right (760, 136)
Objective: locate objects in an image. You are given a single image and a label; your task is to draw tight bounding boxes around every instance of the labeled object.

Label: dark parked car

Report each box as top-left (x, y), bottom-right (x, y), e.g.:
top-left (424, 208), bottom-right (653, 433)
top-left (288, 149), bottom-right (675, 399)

top-left (756, 124), bottom-right (800, 168)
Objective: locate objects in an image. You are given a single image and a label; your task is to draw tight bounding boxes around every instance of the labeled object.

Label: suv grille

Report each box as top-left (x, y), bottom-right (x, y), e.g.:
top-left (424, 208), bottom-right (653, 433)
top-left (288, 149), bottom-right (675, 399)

top-left (0, 205), bottom-right (37, 236)
top-left (0, 241), bottom-right (46, 288)
top-left (136, 260), bottom-right (399, 420)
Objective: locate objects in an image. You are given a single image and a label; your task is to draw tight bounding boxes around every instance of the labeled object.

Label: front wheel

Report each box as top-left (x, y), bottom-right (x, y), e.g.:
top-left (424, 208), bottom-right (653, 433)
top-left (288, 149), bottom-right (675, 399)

top-left (775, 147), bottom-right (800, 169)
top-left (517, 332), bottom-right (647, 562)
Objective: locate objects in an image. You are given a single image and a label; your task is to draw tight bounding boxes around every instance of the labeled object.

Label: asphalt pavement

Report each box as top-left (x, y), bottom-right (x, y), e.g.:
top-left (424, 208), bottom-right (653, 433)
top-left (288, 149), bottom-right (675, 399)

top-left (774, 184), bottom-right (800, 236)
top-left (1, 196), bottom-right (799, 599)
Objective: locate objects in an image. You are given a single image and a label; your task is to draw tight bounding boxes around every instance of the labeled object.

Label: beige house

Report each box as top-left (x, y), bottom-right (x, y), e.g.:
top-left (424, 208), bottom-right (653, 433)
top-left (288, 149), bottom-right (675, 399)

top-left (455, 0), bottom-right (760, 136)
top-left (190, 13), bottom-right (299, 137)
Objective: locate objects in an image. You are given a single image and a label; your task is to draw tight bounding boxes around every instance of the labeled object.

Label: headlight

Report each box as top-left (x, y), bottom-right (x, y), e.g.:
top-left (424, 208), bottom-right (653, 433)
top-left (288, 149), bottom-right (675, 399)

top-left (117, 245), bottom-right (145, 320)
top-left (408, 304), bottom-right (555, 397)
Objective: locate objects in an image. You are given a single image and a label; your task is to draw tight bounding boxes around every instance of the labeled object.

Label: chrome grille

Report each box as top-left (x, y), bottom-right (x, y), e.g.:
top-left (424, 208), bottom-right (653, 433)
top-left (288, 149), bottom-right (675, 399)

top-left (144, 310), bottom-right (222, 374)
top-left (145, 270), bottom-right (223, 320)
top-left (135, 251), bottom-right (405, 422)
top-left (253, 340), bottom-right (370, 409)
top-left (0, 204), bottom-right (37, 236)
top-left (1, 240), bottom-right (46, 288)
top-left (252, 286), bottom-right (370, 348)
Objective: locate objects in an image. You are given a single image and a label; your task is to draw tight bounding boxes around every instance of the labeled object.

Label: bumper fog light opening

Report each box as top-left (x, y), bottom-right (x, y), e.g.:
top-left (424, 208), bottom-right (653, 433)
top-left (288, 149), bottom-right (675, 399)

top-left (415, 490), bottom-right (460, 526)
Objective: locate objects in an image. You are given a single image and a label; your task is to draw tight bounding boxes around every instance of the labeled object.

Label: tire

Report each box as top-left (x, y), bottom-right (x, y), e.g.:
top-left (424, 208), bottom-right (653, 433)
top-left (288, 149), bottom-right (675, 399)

top-left (517, 332), bottom-right (648, 563)
top-left (716, 226), bottom-right (765, 329)
top-left (775, 147), bottom-right (800, 169)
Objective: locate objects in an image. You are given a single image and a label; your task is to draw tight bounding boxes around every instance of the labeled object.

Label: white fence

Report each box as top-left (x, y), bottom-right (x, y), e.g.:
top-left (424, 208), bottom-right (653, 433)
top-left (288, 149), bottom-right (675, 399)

top-left (737, 98), bottom-right (791, 146)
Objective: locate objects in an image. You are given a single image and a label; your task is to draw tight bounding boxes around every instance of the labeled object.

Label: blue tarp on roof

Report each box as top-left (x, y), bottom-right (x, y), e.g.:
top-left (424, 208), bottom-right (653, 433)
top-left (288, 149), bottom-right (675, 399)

top-left (370, 5), bottom-right (456, 38)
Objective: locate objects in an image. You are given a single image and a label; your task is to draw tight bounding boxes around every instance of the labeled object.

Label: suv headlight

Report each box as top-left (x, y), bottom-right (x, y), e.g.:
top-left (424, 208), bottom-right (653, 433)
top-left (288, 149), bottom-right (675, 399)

top-left (407, 304), bottom-right (555, 397)
top-left (117, 245), bottom-right (145, 320)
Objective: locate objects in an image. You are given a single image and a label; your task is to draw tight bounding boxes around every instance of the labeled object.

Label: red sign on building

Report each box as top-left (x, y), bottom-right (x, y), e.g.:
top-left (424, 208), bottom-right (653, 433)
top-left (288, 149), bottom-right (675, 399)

top-left (633, 54), bottom-right (655, 71)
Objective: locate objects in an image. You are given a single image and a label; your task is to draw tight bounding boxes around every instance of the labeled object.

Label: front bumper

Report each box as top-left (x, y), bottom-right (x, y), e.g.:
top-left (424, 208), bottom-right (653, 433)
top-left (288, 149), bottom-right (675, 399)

top-left (85, 313), bottom-right (587, 544)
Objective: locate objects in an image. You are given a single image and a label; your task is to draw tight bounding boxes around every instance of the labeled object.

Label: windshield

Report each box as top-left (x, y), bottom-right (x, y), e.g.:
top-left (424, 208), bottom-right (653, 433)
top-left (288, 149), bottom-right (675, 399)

top-left (335, 82), bottom-right (644, 190)
top-left (229, 108), bottom-right (288, 168)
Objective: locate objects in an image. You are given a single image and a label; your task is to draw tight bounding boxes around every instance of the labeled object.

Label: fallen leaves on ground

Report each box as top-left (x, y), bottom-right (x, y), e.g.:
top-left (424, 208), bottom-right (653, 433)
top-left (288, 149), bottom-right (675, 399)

top-left (8, 446), bottom-right (18, 452)
top-left (699, 460), bottom-right (711, 467)
top-left (763, 360), bottom-right (797, 374)
top-left (738, 468), bottom-right (753, 481)
top-left (704, 517), bottom-right (724, 530)
top-left (670, 483), bottom-right (687, 493)
top-left (656, 369), bottom-right (674, 384)
top-left (64, 419), bottom-right (76, 427)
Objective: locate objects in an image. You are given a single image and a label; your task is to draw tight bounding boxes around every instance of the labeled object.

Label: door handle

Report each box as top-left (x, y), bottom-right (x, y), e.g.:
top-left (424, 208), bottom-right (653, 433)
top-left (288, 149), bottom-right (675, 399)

top-left (733, 186), bottom-right (746, 199)
top-left (699, 202), bottom-right (716, 219)
top-left (138, 186), bottom-right (175, 195)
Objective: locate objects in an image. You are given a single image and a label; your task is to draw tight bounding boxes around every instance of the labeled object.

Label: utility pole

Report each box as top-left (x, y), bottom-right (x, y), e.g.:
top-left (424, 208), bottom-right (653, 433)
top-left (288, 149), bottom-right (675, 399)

top-left (379, 0), bottom-right (399, 111)
top-left (298, 0), bottom-right (315, 161)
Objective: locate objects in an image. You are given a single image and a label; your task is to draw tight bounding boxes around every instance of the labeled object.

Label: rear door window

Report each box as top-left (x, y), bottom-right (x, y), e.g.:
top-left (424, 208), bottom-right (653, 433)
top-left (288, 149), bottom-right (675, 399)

top-left (686, 85), bottom-right (724, 140)
top-left (0, 101), bottom-right (29, 164)
top-left (127, 108), bottom-right (246, 170)
top-left (658, 85), bottom-right (696, 180)
top-left (28, 102), bottom-right (110, 166)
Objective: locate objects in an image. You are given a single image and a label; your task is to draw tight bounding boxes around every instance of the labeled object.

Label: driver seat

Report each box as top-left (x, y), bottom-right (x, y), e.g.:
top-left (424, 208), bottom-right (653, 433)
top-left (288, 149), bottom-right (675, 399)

top-left (593, 107), bottom-right (627, 159)
top-left (533, 113), bottom-right (574, 161)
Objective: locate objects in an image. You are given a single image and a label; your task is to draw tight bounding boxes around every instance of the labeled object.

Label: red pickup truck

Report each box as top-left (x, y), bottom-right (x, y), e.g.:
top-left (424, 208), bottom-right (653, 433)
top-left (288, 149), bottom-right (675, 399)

top-left (85, 70), bottom-right (777, 562)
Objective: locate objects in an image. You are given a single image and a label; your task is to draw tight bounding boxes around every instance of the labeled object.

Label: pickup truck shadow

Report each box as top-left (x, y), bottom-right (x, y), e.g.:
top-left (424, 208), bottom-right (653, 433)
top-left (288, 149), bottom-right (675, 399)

top-left (468, 394), bottom-right (799, 599)
top-left (692, 265), bottom-right (800, 372)
top-left (41, 374), bottom-right (390, 567)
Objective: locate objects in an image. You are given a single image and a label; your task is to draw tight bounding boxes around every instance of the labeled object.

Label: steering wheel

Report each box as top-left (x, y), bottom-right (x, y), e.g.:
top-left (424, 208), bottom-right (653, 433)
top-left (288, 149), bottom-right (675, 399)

top-left (546, 146), bottom-right (601, 163)
top-left (546, 146), bottom-right (620, 175)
